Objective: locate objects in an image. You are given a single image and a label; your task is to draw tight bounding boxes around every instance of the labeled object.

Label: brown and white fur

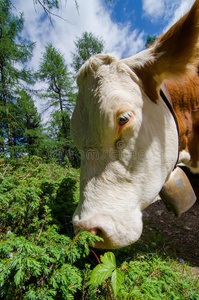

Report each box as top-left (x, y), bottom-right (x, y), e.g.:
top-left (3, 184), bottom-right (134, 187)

top-left (71, 0), bottom-right (199, 249)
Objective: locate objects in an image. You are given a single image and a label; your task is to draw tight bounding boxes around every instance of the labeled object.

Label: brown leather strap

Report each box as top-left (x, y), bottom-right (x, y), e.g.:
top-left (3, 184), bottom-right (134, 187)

top-left (159, 83), bottom-right (179, 168)
top-left (160, 82), bottom-right (173, 107)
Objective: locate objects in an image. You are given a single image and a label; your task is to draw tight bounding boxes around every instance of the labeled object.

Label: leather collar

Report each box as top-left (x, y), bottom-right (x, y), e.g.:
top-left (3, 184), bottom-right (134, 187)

top-left (159, 83), bottom-right (179, 168)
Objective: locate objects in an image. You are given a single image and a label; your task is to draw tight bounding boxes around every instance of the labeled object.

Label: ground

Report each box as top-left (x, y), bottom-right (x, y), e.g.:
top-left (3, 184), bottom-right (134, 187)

top-left (143, 166), bottom-right (199, 273)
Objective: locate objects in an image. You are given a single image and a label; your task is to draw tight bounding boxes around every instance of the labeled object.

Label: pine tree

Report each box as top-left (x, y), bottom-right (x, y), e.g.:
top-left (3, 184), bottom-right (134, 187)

top-left (145, 35), bottom-right (157, 48)
top-left (71, 31), bottom-right (105, 73)
top-left (38, 43), bottom-right (76, 162)
top-left (0, 0), bottom-right (35, 157)
top-left (12, 90), bottom-right (43, 157)
top-left (38, 44), bottom-right (75, 115)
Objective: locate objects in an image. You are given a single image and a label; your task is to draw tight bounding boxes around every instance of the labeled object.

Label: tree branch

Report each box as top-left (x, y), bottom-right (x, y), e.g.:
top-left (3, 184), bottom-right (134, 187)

top-left (34, 0), bottom-right (74, 25)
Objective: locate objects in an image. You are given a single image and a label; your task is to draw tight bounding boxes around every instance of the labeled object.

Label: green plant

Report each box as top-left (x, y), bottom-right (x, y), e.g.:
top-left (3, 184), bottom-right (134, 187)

top-left (84, 250), bottom-right (199, 300)
top-left (0, 157), bottom-right (198, 299)
top-left (0, 156), bottom-right (79, 237)
top-left (0, 230), bottom-right (102, 299)
top-left (180, 280), bottom-right (199, 300)
top-left (89, 251), bottom-right (124, 298)
top-left (0, 158), bottom-right (78, 297)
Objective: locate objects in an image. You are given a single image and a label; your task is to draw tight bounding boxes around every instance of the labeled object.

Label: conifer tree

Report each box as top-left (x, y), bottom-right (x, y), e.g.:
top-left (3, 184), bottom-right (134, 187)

top-left (71, 31), bottom-right (105, 73)
top-left (12, 90), bottom-right (43, 157)
top-left (0, 0), bottom-right (35, 157)
top-left (38, 44), bottom-right (76, 162)
top-left (145, 35), bottom-right (157, 48)
top-left (38, 44), bottom-right (75, 115)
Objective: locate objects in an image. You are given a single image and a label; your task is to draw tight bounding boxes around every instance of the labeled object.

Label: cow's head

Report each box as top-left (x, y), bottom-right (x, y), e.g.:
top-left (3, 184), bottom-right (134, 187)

top-left (71, 1), bottom-right (199, 249)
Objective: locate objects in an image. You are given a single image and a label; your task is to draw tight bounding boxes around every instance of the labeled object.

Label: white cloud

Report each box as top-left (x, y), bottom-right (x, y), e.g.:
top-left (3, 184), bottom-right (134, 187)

top-left (11, 0), bottom-right (145, 120)
top-left (142, 0), bottom-right (195, 25)
top-left (163, 0), bottom-right (195, 32)
top-left (12, 0), bottom-right (145, 69)
top-left (142, 0), bottom-right (165, 19)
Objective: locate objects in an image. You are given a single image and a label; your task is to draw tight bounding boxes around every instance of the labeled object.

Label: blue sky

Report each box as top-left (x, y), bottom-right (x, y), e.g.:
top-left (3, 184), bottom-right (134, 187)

top-left (108, 0), bottom-right (158, 37)
top-left (12, 0), bottom-right (195, 66)
top-left (11, 0), bottom-right (195, 117)
top-left (109, 0), bottom-right (195, 44)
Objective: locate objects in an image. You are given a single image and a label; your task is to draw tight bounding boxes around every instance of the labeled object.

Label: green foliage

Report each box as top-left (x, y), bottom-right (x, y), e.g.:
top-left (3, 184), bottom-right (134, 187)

top-left (0, 157), bottom-right (198, 299)
top-left (43, 111), bottom-right (80, 167)
top-left (33, 0), bottom-right (78, 15)
top-left (145, 35), bottom-right (157, 48)
top-left (37, 43), bottom-right (78, 164)
top-left (0, 156), bottom-right (79, 236)
top-left (0, 230), bottom-right (101, 299)
top-left (71, 31), bottom-right (105, 73)
top-left (0, 0), bottom-right (35, 158)
top-left (87, 252), bottom-right (199, 300)
top-left (0, 156), bottom-right (102, 299)
top-left (89, 252), bottom-right (124, 297)
top-left (38, 43), bottom-right (75, 114)
top-left (118, 254), bottom-right (199, 300)
top-left (10, 90), bottom-right (43, 157)
top-left (33, 0), bottom-right (60, 10)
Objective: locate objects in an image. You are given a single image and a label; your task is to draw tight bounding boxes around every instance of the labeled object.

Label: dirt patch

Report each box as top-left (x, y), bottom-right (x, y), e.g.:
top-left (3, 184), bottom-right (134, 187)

top-left (142, 167), bottom-right (199, 268)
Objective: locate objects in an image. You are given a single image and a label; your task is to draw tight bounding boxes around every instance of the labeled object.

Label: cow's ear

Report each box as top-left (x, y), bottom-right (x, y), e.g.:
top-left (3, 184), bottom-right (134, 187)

top-left (123, 0), bottom-right (199, 102)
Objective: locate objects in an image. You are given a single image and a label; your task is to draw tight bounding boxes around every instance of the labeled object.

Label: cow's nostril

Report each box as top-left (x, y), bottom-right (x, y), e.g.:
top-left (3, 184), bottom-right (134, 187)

top-left (90, 228), bottom-right (103, 237)
top-left (74, 222), bottom-right (114, 248)
top-left (73, 222), bottom-right (104, 238)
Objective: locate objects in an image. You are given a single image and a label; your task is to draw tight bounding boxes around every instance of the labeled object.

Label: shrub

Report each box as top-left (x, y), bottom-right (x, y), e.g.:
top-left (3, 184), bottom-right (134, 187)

top-left (0, 156), bottom-right (79, 237)
top-left (0, 156), bottom-right (92, 299)
top-left (0, 157), bottom-right (198, 299)
top-left (0, 230), bottom-right (101, 299)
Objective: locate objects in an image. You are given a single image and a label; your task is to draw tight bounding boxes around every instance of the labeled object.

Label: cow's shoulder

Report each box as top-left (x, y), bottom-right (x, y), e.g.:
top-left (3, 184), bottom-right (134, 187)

top-left (165, 72), bottom-right (199, 171)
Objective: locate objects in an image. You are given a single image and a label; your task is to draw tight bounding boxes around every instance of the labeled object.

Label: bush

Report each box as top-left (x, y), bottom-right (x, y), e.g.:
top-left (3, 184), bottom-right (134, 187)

top-left (0, 156), bottom-right (79, 236)
top-left (0, 156), bottom-right (102, 299)
top-left (0, 157), bottom-right (198, 299)
top-left (0, 230), bottom-right (101, 299)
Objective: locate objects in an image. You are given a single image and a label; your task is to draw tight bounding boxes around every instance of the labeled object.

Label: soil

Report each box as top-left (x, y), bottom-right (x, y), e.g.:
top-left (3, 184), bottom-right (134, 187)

top-left (142, 166), bottom-right (199, 273)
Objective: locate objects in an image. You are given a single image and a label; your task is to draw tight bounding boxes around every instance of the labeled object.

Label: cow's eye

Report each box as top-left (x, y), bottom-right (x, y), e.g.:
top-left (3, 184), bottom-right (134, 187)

top-left (118, 111), bottom-right (134, 126)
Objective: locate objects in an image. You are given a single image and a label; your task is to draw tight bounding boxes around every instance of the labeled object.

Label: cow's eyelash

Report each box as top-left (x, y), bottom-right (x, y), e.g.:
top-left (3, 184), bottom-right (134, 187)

top-left (118, 111), bottom-right (134, 126)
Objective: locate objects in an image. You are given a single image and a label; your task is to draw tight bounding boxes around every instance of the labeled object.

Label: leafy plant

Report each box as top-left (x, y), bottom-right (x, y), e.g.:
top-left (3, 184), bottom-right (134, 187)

top-left (0, 230), bottom-right (102, 299)
top-left (89, 251), bottom-right (124, 298)
top-left (0, 157), bottom-right (198, 299)
top-left (0, 156), bottom-right (104, 299)
top-left (86, 252), bottom-right (199, 300)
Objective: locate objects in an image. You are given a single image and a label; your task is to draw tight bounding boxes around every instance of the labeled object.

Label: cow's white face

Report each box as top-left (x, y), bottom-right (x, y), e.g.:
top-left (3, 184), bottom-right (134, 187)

top-left (71, 56), bottom-right (178, 248)
top-left (71, 1), bottom-right (199, 249)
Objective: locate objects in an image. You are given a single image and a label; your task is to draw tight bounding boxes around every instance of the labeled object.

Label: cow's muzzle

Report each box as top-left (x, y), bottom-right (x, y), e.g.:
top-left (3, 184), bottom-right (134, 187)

top-left (73, 220), bottom-right (115, 248)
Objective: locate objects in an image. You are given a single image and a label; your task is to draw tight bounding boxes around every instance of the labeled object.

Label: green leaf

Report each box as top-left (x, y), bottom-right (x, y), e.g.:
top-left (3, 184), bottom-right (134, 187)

top-left (14, 268), bottom-right (25, 286)
top-left (111, 269), bottom-right (124, 296)
top-left (100, 252), bottom-right (116, 269)
top-left (89, 263), bottom-right (114, 285)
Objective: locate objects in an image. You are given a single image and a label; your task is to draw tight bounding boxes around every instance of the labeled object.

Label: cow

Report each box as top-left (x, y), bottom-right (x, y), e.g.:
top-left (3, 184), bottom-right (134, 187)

top-left (71, 0), bottom-right (199, 249)
top-left (165, 75), bottom-right (199, 172)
